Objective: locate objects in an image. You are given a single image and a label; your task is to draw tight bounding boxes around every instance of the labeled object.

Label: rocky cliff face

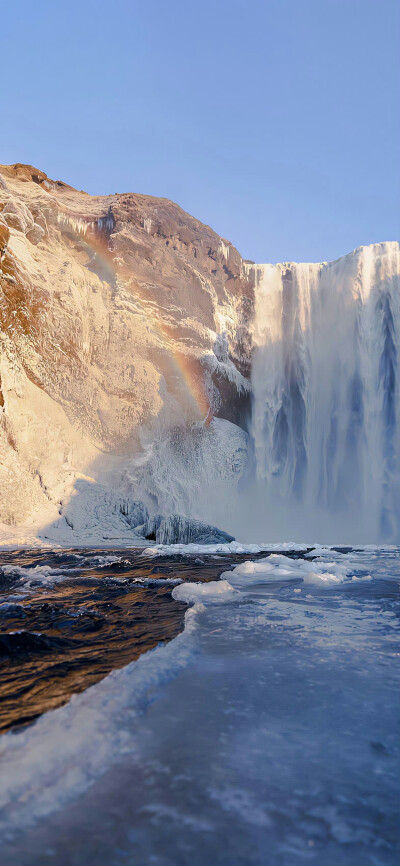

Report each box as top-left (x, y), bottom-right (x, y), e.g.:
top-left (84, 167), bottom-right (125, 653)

top-left (2, 164), bottom-right (398, 545)
top-left (0, 163), bottom-right (254, 538)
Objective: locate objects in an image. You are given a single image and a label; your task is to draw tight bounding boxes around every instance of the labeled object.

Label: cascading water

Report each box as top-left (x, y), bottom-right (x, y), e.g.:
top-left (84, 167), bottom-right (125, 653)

top-left (250, 241), bottom-right (400, 542)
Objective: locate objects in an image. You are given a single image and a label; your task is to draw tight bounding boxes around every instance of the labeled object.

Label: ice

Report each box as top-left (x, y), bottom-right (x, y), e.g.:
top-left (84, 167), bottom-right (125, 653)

top-left (1, 181), bottom-right (400, 553)
top-left (0, 547), bottom-right (399, 864)
top-left (173, 578), bottom-right (237, 604)
top-left (229, 559), bottom-right (277, 574)
top-left (0, 602), bottom-right (200, 835)
top-left (218, 239), bottom-right (230, 261)
top-left (301, 570), bottom-right (344, 586)
top-left (202, 344), bottom-right (251, 394)
top-left (216, 553), bottom-right (350, 590)
top-left (131, 417), bottom-right (249, 531)
top-left (144, 541), bottom-right (309, 556)
top-left (140, 513), bottom-right (234, 545)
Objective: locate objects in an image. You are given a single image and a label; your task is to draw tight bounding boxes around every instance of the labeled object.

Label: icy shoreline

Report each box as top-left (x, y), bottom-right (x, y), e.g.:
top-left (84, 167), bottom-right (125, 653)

top-left (0, 521), bottom-right (397, 556)
top-left (0, 545), bottom-right (399, 864)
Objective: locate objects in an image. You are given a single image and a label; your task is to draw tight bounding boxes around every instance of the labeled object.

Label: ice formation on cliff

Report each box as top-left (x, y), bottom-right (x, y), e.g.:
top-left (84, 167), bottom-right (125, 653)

top-left (0, 163), bottom-right (399, 545)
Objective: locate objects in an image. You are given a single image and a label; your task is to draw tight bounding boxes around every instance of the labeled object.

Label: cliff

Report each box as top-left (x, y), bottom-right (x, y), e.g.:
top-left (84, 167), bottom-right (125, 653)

top-left (0, 163), bottom-right (253, 540)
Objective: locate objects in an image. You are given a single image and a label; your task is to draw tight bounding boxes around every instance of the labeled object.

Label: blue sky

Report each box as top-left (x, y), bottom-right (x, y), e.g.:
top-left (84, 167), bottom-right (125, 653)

top-left (2, 0), bottom-right (399, 262)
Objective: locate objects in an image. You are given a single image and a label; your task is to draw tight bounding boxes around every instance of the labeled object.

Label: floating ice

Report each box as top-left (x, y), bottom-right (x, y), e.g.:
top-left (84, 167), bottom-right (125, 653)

top-left (144, 541), bottom-right (309, 556)
top-left (173, 578), bottom-right (237, 604)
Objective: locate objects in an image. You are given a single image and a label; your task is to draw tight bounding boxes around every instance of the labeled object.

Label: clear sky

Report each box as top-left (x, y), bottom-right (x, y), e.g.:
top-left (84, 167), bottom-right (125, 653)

top-left (1, 0), bottom-right (399, 263)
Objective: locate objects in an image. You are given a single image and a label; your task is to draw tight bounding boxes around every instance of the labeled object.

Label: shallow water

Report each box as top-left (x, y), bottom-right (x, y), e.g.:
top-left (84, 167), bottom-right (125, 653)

top-left (0, 547), bottom-right (399, 864)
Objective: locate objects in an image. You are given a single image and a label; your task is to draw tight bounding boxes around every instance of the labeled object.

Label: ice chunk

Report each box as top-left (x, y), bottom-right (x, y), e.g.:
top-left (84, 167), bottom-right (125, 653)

top-left (173, 579), bottom-right (237, 604)
top-left (141, 514), bottom-right (234, 545)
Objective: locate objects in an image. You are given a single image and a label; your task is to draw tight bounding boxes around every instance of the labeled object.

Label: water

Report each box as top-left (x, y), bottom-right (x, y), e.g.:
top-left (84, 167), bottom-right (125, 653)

top-left (0, 548), bottom-right (247, 731)
top-left (0, 546), bottom-right (399, 864)
top-left (250, 242), bottom-right (400, 542)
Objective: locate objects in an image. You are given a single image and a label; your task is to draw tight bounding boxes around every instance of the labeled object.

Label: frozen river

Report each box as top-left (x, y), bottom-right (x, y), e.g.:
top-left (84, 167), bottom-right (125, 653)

top-left (0, 546), bottom-right (399, 864)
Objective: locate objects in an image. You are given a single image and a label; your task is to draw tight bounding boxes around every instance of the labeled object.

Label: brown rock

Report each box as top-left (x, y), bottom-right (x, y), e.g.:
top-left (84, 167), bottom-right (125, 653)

top-left (0, 162), bottom-right (256, 526)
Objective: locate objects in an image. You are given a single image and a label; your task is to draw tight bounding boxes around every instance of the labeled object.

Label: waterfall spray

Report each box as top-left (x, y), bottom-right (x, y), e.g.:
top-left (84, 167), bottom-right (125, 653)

top-left (250, 242), bottom-right (400, 542)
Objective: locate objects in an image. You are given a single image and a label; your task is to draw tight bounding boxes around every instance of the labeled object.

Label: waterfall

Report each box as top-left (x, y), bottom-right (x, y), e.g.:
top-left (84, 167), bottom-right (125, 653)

top-left (250, 242), bottom-right (400, 542)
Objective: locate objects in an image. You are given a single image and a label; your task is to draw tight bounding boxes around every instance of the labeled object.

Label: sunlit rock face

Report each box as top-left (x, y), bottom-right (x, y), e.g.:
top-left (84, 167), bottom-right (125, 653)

top-left (0, 163), bottom-right (253, 532)
top-left (250, 243), bottom-right (400, 542)
top-left (0, 163), bottom-right (399, 543)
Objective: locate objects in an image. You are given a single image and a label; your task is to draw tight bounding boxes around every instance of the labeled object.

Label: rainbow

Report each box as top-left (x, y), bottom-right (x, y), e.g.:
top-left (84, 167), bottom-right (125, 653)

top-left (57, 210), bottom-right (212, 422)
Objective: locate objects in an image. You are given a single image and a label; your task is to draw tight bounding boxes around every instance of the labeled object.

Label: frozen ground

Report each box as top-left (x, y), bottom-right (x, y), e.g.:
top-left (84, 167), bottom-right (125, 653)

top-left (0, 546), bottom-right (399, 864)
